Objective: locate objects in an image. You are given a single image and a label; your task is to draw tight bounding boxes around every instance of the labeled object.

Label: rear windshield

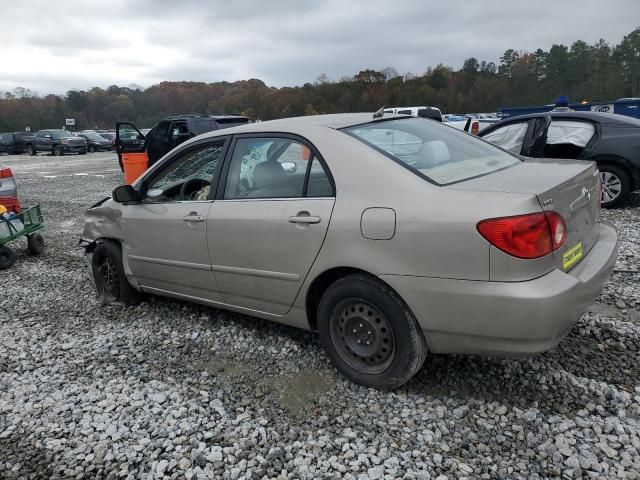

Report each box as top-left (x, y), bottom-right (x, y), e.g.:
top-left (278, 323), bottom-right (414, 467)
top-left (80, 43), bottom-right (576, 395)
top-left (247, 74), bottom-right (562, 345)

top-left (342, 117), bottom-right (520, 185)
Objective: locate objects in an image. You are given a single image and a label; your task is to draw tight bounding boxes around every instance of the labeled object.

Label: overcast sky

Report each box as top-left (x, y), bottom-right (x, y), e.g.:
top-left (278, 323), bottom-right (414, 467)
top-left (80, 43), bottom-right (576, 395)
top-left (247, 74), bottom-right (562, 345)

top-left (1, 0), bottom-right (638, 95)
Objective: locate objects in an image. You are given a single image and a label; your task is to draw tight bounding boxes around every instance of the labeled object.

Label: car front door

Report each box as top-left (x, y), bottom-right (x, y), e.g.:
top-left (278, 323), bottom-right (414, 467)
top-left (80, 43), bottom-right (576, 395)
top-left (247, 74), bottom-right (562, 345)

top-left (207, 135), bottom-right (335, 315)
top-left (116, 122), bottom-right (147, 169)
top-left (121, 139), bottom-right (228, 301)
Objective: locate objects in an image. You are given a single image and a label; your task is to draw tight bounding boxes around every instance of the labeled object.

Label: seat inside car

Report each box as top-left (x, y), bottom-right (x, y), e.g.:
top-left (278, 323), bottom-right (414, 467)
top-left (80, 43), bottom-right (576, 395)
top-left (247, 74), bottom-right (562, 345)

top-left (414, 140), bottom-right (450, 169)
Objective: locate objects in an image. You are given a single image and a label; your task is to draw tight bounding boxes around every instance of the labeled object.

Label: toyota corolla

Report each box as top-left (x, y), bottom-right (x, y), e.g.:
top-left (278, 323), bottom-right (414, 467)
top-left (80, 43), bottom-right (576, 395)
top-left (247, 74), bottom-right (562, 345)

top-left (80, 113), bottom-right (618, 389)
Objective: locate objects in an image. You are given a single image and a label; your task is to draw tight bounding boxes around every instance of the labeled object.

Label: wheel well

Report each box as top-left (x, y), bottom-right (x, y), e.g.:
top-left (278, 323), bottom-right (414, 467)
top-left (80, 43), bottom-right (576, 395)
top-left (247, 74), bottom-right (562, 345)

top-left (305, 267), bottom-right (374, 331)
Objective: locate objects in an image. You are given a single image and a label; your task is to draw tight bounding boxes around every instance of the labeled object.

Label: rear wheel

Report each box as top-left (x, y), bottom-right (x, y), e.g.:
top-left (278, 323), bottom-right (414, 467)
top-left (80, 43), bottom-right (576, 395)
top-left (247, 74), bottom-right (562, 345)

top-left (318, 274), bottom-right (427, 390)
top-left (27, 145), bottom-right (36, 156)
top-left (27, 233), bottom-right (44, 255)
top-left (0, 246), bottom-right (16, 270)
top-left (599, 165), bottom-right (630, 208)
top-left (92, 241), bottom-right (142, 305)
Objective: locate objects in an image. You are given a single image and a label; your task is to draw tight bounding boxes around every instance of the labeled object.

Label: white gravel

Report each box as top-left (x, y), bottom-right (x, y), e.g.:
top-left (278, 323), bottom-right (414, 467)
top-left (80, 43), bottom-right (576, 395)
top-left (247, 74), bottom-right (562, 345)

top-left (1, 152), bottom-right (639, 480)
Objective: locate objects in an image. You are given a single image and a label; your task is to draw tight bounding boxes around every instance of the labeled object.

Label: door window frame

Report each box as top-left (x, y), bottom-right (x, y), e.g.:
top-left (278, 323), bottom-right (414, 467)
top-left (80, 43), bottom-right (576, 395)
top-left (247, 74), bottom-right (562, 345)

top-left (215, 132), bottom-right (336, 201)
top-left (134, 136), bottom-right (231, 202)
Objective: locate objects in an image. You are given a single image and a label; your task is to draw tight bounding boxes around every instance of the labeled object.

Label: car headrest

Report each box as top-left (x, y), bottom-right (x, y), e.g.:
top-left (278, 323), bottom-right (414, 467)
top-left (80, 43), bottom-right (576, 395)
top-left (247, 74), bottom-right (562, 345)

top-left (416, 140), bottom-right (450, 169)
top-left (253, 161), bottom-right (287, 189)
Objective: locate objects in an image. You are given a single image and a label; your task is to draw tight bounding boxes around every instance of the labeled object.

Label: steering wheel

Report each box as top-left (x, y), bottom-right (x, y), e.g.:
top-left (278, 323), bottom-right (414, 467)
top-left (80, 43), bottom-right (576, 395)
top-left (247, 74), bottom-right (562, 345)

top-left (179, 178), bottom-right (210, 200)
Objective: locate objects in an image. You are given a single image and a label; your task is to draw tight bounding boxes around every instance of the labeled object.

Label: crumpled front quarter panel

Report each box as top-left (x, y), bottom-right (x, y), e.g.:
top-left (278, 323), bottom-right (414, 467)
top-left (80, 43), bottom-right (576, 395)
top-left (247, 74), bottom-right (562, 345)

top-left (80, 198), bottom-right (125, 244)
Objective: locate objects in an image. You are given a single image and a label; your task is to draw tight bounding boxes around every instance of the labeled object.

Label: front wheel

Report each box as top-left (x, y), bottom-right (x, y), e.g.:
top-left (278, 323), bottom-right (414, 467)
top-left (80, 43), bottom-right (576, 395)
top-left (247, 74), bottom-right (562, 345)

top-left (599, 165), bottom-right (630, 208)
top-left (92, 241), bottom-right (142, 305)
top-left (318, 274), bottom-right (427, 390)
top-left (0, 246), bottom-right (16, 270)
top-left (27, 145), bottom-right (36, 156)
top-left (54, 145), bottom-right (64, 156)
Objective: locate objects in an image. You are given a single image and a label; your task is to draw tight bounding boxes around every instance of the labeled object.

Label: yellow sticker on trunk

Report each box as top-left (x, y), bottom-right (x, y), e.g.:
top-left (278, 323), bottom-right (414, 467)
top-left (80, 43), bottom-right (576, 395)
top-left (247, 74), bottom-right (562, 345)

top-left (563, 242), bottom-right (583, 270)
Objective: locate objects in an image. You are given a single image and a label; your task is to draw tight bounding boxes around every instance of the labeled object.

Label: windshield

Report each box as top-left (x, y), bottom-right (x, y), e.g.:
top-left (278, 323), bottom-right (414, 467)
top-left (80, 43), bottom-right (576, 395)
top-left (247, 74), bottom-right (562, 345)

top-left (50, 130), bottom-right (72, 139)
top-left (85, 133), bottom-right (107, 141)
top-left (343, 118), bottom-right (520, 185)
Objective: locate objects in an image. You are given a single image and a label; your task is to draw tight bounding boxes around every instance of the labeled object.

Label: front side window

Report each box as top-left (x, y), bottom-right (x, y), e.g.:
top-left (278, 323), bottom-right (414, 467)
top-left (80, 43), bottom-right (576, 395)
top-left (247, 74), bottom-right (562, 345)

top-left (343, 117), bottom-right (520, 185)
top-left (224, 137), bottom-right (328, 199)
top-left (145, 141), bottom-right (225, 202)
top-left (481, 122), bottom-right (528, 154)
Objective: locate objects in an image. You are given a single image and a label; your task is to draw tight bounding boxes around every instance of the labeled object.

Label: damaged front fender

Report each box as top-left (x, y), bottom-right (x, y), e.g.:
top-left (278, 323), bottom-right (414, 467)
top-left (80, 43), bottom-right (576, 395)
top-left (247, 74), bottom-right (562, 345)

top-left (79, 197), bottom-right (125, 250)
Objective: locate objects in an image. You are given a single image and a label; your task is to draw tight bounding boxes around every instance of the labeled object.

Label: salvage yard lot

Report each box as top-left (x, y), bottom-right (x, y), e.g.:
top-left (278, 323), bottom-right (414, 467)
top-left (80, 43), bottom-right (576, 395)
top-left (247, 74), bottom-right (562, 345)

top-left (1, 153), bottom-right (640, 479)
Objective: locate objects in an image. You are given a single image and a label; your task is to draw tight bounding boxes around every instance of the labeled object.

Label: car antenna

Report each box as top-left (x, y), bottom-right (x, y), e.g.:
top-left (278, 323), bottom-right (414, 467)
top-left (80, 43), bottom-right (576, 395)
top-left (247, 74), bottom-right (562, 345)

top-left (373, 106), bottom-right (385, 119)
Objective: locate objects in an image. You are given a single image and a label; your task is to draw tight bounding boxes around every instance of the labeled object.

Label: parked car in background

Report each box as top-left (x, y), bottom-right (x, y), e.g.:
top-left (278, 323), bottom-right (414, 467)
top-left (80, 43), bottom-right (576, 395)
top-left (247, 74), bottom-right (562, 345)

top-left (0, 132), bottom-right (28, 155)
top-left (383, 106), bottom-right (443, 122)
top-left (81, 113), bottom-right (617, 389)
top-left (478, 111), bottom-right (640, 207)
top-left (116, 114), bottom-right (250, 169)
top-left (23, 130), bottom-right (87, 156)
top-left (76, 132), bottom-right (113, 152)
top-left (0, 164), bottom-right (20, 212)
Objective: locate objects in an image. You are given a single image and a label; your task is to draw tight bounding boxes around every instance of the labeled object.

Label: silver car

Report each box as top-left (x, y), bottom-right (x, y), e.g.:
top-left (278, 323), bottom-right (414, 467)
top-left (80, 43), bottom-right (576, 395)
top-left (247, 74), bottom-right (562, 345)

top-left (81, 113), bottom-right (618, 389)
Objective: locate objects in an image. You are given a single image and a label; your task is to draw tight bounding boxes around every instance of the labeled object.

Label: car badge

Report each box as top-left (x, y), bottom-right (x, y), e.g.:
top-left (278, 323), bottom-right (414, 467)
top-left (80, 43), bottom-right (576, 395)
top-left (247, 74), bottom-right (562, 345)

top-left (582, 186), bottom-right (591, 200)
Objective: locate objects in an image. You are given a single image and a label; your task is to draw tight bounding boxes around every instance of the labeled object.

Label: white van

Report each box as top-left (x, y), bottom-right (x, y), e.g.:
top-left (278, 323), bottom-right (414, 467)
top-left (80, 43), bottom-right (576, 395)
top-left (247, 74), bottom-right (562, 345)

top-left (384, 106), bottom-right (443, 122)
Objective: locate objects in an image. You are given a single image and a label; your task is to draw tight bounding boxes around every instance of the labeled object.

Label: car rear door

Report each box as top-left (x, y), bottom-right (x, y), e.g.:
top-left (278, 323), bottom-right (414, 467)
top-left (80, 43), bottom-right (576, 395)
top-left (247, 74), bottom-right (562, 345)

top-left (207, 134), bottom-right (335, 315)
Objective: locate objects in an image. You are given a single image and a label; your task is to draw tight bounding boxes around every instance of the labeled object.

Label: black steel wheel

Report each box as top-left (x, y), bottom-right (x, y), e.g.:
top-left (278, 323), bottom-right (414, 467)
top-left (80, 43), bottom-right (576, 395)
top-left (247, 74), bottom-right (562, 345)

top-left (318, 273), bottom-right (427, 390)
top-left (330, 300), bottom-right (395, 375)
top-left (0, 246), bottom-right (16, 270)
top-left (91, 241), bottom-right (142, 305)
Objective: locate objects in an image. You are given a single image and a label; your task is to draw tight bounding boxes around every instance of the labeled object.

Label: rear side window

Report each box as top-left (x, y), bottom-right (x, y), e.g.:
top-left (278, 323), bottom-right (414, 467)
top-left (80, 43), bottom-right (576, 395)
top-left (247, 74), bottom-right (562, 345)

top-left (343, 118), bottom-right (520, 185)
top-left (481, 122), bottom-right (528, 154)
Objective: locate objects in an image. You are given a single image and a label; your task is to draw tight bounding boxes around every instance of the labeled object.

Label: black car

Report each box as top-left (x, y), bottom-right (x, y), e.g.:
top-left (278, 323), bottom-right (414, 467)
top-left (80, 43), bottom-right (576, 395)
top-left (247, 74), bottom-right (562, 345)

top-left (116, 114), bottom-right (250, 170)
top-left (77, 132), bottom-right (113, 152)
top-left (0, 132), bottom-right (27, 155)
top-left (479, 111), bottom-right (640, 207)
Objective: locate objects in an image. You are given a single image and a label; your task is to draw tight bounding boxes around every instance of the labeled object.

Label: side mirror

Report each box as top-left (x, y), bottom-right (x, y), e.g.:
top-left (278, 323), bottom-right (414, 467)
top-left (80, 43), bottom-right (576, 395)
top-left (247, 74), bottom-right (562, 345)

top-left (281, 161), bottom-right (297, 174)
top-left (112, 185), bottom-right (139, 203)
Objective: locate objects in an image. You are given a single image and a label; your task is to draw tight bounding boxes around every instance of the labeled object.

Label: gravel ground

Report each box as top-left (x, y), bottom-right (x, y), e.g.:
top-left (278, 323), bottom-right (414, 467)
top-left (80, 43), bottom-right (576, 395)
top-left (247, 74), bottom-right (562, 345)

top-left (1, 152), bottom-right (639, 480)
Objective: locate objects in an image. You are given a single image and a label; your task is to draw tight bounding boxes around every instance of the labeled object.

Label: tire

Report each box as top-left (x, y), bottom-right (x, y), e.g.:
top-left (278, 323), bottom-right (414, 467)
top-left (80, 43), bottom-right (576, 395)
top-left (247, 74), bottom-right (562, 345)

top-left (599, 164), bottom-right (630, 208)
top-left (27, 145), bottom-right (36, 156)
top-left (317, 274), bottom-right (427, 390)
top-left (54, 145), bottom-right (64, 156)
top-left (27, 233), bottom-right (44, 255)
top-left (89, 145), bottom-right (96, 153)
top-left (6, 146), bottom-right (14, 155)
top-left (91, 241), bottom-right (142, 306)
top-left (0, 246), bottom-right (16, 270)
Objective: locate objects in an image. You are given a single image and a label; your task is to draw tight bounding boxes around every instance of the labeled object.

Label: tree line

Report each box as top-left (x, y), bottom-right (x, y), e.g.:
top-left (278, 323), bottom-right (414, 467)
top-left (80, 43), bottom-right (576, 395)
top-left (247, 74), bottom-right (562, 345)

top-left (0, 27), bottom-right (638, 132)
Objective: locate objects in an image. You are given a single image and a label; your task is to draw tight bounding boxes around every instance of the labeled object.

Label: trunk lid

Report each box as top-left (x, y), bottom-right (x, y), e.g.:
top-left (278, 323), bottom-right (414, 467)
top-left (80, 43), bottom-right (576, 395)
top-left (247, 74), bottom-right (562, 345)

top-left (450, 159), bottom-right (600, 272)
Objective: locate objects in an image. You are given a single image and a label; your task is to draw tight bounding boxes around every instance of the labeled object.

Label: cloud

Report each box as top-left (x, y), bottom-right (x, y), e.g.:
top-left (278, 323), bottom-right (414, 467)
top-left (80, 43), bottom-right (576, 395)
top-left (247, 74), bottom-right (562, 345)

top-left (0, 0), bottom-right (638, 94)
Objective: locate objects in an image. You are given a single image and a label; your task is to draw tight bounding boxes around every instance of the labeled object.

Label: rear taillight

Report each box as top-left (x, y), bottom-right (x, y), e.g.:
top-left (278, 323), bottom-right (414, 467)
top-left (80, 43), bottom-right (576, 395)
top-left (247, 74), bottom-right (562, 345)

top-left (471, 121), bottom-right (479, 135)
top-left (0, 167), bottom-right (12, 179)
top-left (477, 211), bottom-right (566, 259)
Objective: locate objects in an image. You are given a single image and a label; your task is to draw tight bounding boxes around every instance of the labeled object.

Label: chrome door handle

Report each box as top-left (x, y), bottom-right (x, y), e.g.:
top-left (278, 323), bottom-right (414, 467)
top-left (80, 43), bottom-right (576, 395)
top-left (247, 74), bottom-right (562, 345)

top-left (183, 213), bottom-right (204, 222)
top-left (288, 212), bottom-right (321, 224)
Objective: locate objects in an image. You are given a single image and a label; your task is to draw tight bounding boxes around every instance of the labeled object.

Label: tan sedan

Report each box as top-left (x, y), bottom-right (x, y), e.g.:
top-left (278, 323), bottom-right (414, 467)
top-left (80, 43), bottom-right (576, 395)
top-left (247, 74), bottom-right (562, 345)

top-left (81, 113), bottom-right (618, 389)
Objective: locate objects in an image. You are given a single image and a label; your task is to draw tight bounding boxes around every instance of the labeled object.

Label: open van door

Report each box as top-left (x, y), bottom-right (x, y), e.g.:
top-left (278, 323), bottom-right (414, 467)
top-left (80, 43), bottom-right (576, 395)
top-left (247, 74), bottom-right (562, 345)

top-left (116, 122), bottom-right (146, 171)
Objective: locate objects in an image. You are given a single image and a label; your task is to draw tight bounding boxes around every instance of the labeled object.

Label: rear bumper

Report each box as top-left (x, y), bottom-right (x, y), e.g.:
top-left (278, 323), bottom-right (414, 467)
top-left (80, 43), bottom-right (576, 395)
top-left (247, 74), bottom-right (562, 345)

top-left (380, 222), bottom-right (618, 356)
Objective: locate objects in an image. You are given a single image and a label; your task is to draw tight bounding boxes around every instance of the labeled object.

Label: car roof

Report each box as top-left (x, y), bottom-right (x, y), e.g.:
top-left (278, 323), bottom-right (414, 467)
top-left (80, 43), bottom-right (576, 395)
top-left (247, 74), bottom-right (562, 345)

top-left (202, 112), bottom-right (410, 137)
top-left (495, 111), bottom-right (640, 127)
